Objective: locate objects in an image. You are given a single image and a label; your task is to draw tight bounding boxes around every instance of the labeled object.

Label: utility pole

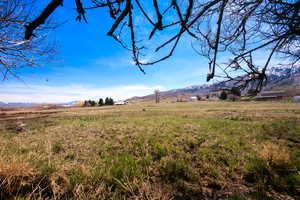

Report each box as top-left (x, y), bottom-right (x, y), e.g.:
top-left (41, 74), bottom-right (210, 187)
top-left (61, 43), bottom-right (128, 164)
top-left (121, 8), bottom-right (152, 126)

top-left (155, 90), bottom-right (160, 104)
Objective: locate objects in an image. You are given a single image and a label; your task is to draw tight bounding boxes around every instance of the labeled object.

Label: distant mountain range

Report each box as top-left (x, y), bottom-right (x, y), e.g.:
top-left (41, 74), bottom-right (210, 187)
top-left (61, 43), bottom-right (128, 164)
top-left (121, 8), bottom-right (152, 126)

top-left (0, 102), bottom-right (39, 108)
top-left (0, 101), bottom-right (80, 108)
top-left (128, 64), bottom-right (300, 102)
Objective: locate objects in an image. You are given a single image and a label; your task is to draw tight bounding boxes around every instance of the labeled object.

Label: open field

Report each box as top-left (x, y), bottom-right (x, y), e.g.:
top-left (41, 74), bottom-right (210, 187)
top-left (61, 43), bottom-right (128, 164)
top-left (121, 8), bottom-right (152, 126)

top-left (0, 101), bottom-right (300, 200)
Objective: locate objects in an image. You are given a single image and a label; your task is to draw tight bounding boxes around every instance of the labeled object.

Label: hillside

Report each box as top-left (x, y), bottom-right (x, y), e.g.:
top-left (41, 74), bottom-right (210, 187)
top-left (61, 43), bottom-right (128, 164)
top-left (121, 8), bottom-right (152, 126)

top-left (128, 64), bottom-right (300, 102)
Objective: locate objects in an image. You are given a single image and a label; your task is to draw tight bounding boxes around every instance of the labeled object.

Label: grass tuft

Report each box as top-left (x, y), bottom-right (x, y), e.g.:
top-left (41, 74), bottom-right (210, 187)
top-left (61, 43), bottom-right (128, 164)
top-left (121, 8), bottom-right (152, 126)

top-left (162, 158), bottom-right (191, 182)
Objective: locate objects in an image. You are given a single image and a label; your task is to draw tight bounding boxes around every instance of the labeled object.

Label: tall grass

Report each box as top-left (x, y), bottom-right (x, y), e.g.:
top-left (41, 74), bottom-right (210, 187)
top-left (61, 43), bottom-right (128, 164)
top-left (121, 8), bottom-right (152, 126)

top-left (0, 101), bottom-right (299, 199)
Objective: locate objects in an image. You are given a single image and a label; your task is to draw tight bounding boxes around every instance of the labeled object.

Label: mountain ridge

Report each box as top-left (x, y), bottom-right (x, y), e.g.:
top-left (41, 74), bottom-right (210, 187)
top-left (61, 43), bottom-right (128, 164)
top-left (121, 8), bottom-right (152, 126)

top-left (128, 64), bottom-right (300, 102)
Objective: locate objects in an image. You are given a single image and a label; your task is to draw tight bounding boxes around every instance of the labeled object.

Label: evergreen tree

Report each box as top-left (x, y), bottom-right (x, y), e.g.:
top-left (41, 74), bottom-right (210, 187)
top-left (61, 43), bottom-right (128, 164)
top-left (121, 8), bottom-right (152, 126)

top-left (219, 91), bottom-right (228, 100)
top-left (98, 98), bottom-right (104, 106)
top-left (105, 97), bottom-right (109, 105)
top-left (84, 100), bottom-right (89, 107)
top-left (88, 100), bottom-right (96, 106)
top-left (109, 98), bottom-right (114, 105)
top-left (231, 87), bottom-right (241, 97)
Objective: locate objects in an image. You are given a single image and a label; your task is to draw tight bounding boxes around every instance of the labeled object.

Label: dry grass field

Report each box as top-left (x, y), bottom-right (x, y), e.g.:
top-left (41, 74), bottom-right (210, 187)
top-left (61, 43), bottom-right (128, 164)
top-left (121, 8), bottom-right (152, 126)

top-left (0, 101), bottom-right (300, 200)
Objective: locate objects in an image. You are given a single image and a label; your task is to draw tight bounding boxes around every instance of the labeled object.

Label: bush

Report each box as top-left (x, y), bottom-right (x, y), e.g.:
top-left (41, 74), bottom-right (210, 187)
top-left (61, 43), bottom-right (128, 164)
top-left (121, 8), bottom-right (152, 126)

top-left (231, 87), bottom-right (241, 96)
top-left (219, 90), bottom-right (227, 100)
top-left (52, 142), bottom-right (64, 154)
top-left (244, 143), bottom-right (299, 196)
top-left (89, 100), bottom-right (97, 106)
top-left (84, 100), bottom-right (96, 107)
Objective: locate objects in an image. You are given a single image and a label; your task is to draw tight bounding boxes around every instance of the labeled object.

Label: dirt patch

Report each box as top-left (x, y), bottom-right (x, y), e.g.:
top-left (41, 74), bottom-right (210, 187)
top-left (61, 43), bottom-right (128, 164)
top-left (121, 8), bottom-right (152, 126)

top-left (0, 121), bottom-right (26, 134)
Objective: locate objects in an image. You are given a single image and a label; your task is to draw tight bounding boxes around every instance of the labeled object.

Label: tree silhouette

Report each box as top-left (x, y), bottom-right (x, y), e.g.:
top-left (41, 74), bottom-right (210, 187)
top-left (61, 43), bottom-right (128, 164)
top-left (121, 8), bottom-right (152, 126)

top-left (0, 0), bottom-right (55, 80)
top-left (104, 97), bottom-right (109, 105)
top-left (98, 98), bottom-right (104, 106)
top-left (231, 87), bottom-right (241, 97)
top-left (109, 98), bottom-right (114, 105)
top-left (219, 90), bottom-right (227, 100)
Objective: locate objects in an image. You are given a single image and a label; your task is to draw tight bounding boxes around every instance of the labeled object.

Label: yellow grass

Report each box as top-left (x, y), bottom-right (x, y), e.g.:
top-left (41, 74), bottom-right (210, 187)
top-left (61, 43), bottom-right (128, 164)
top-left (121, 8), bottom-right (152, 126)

top-left (0, 101), bottom-right (299, 199)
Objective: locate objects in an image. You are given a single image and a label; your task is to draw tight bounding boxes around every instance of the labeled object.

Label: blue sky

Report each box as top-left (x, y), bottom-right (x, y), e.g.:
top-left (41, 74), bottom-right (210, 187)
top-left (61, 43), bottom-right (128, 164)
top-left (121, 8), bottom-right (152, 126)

top-left (0, 1), bottom-right (279, 103)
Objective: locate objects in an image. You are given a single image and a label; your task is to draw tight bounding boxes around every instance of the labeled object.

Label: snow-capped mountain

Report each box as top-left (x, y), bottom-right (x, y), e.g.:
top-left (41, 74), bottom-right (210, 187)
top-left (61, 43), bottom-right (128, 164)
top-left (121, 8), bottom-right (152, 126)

top-left (266, 64), bottom-right (300, 76)
top-left (264, 64), bottom-right (300, 90)
top-left (128, 64), bottom-right (300, 101)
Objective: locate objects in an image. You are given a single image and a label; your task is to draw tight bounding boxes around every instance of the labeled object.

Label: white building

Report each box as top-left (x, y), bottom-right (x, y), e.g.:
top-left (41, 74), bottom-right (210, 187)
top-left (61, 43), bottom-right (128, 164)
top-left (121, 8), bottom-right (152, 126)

top-left (190, 96), bottom-right (198, 102)
top-left (115, 101), bottom-right (129, 105)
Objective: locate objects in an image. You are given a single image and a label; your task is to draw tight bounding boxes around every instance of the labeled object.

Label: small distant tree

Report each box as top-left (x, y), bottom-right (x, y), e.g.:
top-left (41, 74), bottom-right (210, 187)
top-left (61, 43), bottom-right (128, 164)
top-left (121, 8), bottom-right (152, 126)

top-left (196, 95), bottom-right (201, 101)
top-left (98, 98), bottom-right (104, 106)
top-left (89, 100), bottom-right (96, 106)
top-left (104, 97), bottom-right (109, 105)
top-left (231, 87), bottom-right (241, 97)
top-left (84, 100), bottom-right (89, 107)
top-left (206, 95), bottom-right (210, 99)
top-left (219, 91), bottom-right (227, 100)
top-left (109, 98), bottom-right (114, 105)
top-left (247, 88), bottom-right (258, 96)
top-left (104, 97), bottom-right (114, 105)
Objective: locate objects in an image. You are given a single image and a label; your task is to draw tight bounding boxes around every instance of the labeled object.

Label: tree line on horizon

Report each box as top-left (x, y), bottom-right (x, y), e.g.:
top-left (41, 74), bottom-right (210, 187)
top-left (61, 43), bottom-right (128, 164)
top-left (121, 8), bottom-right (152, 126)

top-left (84, 97), bottom-right (114, 107)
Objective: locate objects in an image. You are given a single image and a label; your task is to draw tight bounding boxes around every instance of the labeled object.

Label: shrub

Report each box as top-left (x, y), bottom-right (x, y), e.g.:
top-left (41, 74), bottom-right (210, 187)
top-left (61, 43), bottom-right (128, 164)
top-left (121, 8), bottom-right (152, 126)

top-left (259, 142), bottom-right (290, 167)
top-left (84, 100), bottom-right (96, 107)
top-left (244, 143), bottom-right (299, 196)
top-left (89, 100), bottom-right (97, 107)
top-left (151, 143), bottom-right (168, 161)
top-left (52, 142), bottom-right (64, 154)
top-left (231, 87), bottom-right (241, 96)
top-left (219, 90), bottom-right (228, 100)
top-left (0, 158), bottom-right (39, 196)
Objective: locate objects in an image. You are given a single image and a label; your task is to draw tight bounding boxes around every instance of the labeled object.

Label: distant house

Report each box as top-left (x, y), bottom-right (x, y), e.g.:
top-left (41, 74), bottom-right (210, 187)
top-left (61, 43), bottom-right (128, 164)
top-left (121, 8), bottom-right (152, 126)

top-left (190, 96), bottom-right (198, 102)
top-left (255, 90), bottom-right (288, 101)
top-left (115, 101), bottom-right (128, 105)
